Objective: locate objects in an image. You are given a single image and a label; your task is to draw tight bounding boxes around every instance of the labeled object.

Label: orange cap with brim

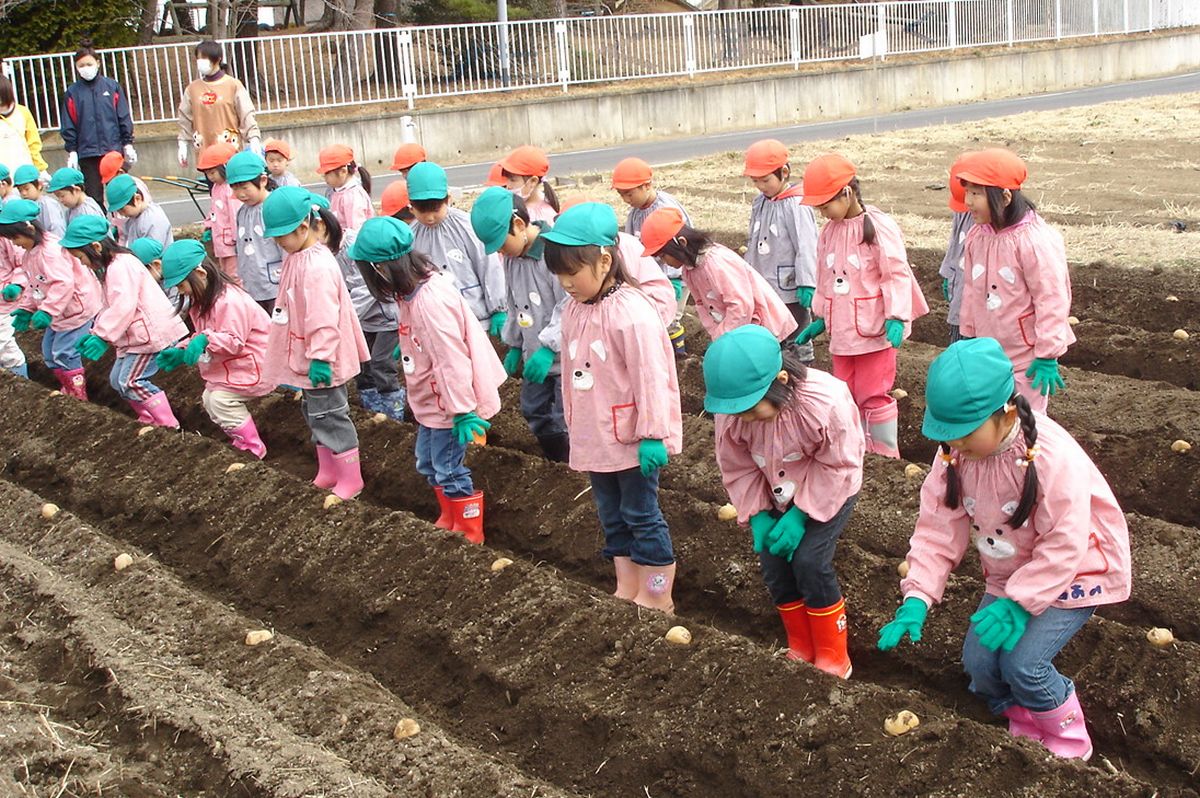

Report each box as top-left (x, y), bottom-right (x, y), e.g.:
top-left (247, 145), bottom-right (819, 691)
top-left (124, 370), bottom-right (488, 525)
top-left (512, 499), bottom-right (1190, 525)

top-left (498, 145), bottom-right (549, 178)
top-left (557, 194), bottom-right (589, 213)
top-left (956, 148), bottom-right (1027, 191)
top-left (317, 144), bottom-right (356, 175)
top-left (484, 162), bottom-right (506, 187)
top-left (948, 153), bottom-right (974, 213)
top-left (391, 143), bottom-right (426, 171)
top-left (99, 151), bottom-right (125, 184)
top-left (197, 142), bottom-right (238, 171)
top-left (743, 139), bottom-right (789, 178)
top-left (612, 157), bottom-right (653, 190)
top-left (639, 207), bottom-right (686, 257)
top-left (263, 139), bottom-right (292, 160)
top-left (381, 181), bottom-right (410, 217)
top-left (799, 153), bottom-right (857, 206)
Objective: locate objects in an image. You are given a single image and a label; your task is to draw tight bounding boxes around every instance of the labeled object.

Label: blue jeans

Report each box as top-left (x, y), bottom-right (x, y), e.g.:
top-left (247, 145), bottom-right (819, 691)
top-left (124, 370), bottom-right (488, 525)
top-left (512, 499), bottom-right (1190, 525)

top-left (961, 593), bottom-right (1095, 714)
top-left (520, 374), bottom-right (566, 438)
top-left (415, 424), bottom-right (473, 498)
top-left (42, 321), bottom-right (92, 371)
top-left (589, 467), bottom-right (674, 566)
top-left (109, 352), bottom-right (162, 402)
top-left (758, 494), bottom-right (857, 609)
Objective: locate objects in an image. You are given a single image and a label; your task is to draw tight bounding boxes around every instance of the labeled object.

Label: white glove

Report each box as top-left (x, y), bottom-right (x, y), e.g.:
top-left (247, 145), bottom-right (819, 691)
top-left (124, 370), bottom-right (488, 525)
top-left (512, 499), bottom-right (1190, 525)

top-left (178, 141), bottom-right (190, 169)
top-left (66, 151), bottom-right (79, 171)
top-left (124, 144), bottom-right (138, 165)
top-left (39, 170), bottom-right (51, 185)
top-left (248, 136), bottom-right (263, 157)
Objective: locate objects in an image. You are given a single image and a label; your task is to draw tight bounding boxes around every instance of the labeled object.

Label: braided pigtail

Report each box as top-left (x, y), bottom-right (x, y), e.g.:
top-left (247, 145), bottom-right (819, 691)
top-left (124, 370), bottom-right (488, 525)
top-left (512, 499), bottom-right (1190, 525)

top-left (940, 443), bottom-right (960, 509)
top-left (848, 178), bottom-right (876, 246)
top-left (1008, 394), bottom-right (1040, 527)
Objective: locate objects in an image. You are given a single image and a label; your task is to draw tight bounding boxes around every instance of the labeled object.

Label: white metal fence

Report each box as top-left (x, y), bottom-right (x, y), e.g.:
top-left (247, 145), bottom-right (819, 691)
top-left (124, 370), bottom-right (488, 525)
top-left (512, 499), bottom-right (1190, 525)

top-left (4, 0), bottom-right (1198, 133)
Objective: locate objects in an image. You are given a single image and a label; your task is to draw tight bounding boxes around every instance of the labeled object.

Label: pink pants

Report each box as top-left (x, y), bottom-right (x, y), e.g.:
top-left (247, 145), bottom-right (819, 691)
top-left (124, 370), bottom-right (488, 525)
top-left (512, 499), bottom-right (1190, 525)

top-left (218, 255), bottom-right (243, 289)
top-left (1013, 368), bottom-right (1050, 415)
top-left (832, 347), bottom-right (900, 458)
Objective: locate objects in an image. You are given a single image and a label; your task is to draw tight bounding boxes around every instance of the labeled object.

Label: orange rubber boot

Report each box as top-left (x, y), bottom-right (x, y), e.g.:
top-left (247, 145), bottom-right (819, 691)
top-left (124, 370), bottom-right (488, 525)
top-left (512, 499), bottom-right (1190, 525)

top-left (807, 598), bottom-right (852, 679)
top-left (777, 600), bottom-right (815, 662)
top-left (433, 487), bottom-right (453, 529)
top-left (448, 491), bottom-right (485, 544)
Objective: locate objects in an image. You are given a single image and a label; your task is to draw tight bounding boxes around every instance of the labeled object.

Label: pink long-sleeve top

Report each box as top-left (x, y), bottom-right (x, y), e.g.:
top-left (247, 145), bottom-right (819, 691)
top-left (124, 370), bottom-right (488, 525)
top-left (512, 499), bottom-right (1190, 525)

top-left (91, 253), bottom-right (187, 355)
top-left (959, 211), bottom-right (1075, 370)
top-left (812, 205), bottom-right (929, 357)
top-left (185, 283), bottom-right (275, 396)
top-left (328, 177), bottom-right (375, 234)
top-left (616, 232), bottom-right (676, 328)
top-left (207, 182), bottom-right (243, 260)
top-left (684, 243), bottom-right (798, 341)
top-left (396, 269), bottom-right (506, 429)
top-left (561, 282), bottom-right (683, 473)
top-left (0, 238), bottom-right (27, 314)
top-left (901, 414), bottom-right (1130, 616)
top-left (16, 236), bottom-right (103, 331)
top-left (263, 242), bottom-right (369, 389)
top-left (715, 367), bottom-right (864, 524)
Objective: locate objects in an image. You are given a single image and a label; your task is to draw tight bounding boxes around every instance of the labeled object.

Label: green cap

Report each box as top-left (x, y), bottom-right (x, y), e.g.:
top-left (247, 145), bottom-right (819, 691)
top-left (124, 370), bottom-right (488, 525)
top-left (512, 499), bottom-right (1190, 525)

top-left (702, 325), bottom-right (784, 415)
top-left (105, 173), bottom-right (139, 210)
top-left (923, 338), bottom-right (1016, 441)
top-left (0, 198), bottom-right (40, 224)
top-left (226, 150), bottom-right (268, 185)
top-left (161, 239), bottom-right (207, 288)
top-left (12, 164), bottom-right (40, 186)
top-left (129, 237), bottom-right (164, 266)
top-left (406, 161), bottom-right (448, 201)
top-left (0, 165), bottom-right (9, 182)
top-left (348, 216), bottom-right (414, 262)
top-left (262, 185), bottom-right (322, 237)
top-left (60, 214), bottom-right (114, 249)
top-left (48, 167), bottom-right (86, 192)
top-left (542, 202), bottom-right (618, 247)
top-left (469, 186), bottom-right (515, 254)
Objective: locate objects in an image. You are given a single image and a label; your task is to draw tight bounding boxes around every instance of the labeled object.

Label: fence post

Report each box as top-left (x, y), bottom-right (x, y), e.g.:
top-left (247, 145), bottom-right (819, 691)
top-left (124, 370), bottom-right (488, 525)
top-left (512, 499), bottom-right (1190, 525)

top-left (1055, 0), bottom-right (1062, 39)
top-left (877, 2), bottom-right (887, 60)
top-left (947, 0), bottom-right (958, 49)
top-left (1123, 0), bottom-right (1130, 32)
top-left (397, 30), bottom-right (417, 110)
top-left (1006, 0), bottom-right (1014, 45)
top-left (1093, 0), bottom-right (1101, 34)
top-left (788, 8), bottom-right (802, 69)
top-left (1147, 0), bottom-right (1154, 31)
top-left (683, 14), bottom-right (697, 77)
top-left (555, 20), bottom-right (570, 93)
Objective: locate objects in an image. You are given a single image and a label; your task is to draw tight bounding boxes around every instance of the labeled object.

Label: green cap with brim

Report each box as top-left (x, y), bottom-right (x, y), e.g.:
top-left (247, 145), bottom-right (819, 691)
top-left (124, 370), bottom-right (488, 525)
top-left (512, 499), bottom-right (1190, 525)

top-left (406, 161), bottom-right (449, 201)
top-left (161, 239), bottom-right (207, 288)
top-left (261, 185), bottom-right (323, 237)
top-left (348, 216), bottom-right (415, 263)
top-left (0, 165), bottom-right (10, 182)
top-left (60, 214), bottom-right (114, 249)
top-left (129, 237), bottom-right (165, 267)
top-left (702, 324), bottom-right (784, 415)
top-left (469, 186), bottom-right (515, 254)
top-left (226, 150), bottom-right (268, 185)
top-left (105, 174), bottom-right (138, 210)
top-left (541, 202), bottom-right (618, 247)
top-left (922, 337), bottom-right (1016, 442)
top-left (0, 198), bottom-right (40, 224)
top-left (48, 167), bottom-right (86, 192)
top-left (12, 164), bottom-right (40, 187)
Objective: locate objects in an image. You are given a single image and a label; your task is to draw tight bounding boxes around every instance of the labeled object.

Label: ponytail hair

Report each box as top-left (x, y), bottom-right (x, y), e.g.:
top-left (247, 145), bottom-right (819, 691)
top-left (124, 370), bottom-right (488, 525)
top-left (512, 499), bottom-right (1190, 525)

top-left (985, 186), bottom-right (1037, 231)
top-left (0, 219), bottom-right (45, 246)
top-left (348, 162), bottom-right (372, 195)
top-left (656, 223), bottom-right (714, 269)
top-left (314, 207), bottom-right (343, 253)
top-left (176, 257), bottom-right (232, 318)
top-left (760, 343), bottom-right (809, 408)
top-left (846, 178), bottom-right (876, 247)
top-left (540, 180), bottom-right (560, 213)
top-left (357, 250), bottom-right (438, 302)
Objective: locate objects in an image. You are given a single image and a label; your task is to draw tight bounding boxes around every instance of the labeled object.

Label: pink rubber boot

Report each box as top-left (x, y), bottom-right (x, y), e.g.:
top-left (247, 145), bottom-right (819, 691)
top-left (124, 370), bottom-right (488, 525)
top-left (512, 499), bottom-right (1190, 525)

top-left (634, 562), bottom-right (676, 614)
top-left (864, 403), bottom-right (901, 459)
top-left (226, 416), bottom-right (267, 459)
top-left (127, 398), bottom-right (153, 424)
top-left (330, 447), bottom-right (364, 500)
top-left (612, 556), bottom-right (639, 601)
top-left (142, 393), bottom-right (180, 428)
top-left (58, 367), bottom-right (88, 401)
top-left (1029, 692), bottom-right (1093, 760)
top-left (313, 446), bottom-right (337, 489)
top-left (1002, 706), bottom-right (1043, 743)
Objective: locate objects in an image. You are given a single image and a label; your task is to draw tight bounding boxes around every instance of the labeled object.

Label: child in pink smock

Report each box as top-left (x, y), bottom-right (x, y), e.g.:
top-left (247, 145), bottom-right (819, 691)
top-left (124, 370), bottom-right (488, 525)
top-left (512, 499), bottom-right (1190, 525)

top-left (795, 153), bottom-right (929, 460)
top-left (197, 142), bottom-right (243, 288)
top-left (877, 338), bottom-right (1130, 762)
top-left (543, 202), bottom-right (683, 614)
top-left (0, 221), bottom-right (31, 377)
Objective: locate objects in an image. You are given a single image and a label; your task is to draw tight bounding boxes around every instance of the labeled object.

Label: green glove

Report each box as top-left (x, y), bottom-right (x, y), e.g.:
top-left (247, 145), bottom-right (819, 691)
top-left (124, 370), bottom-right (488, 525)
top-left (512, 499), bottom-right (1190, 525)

top-left (502, 347), bottom-right (523, 377)
top-left (941, 278), bottom-right (950, 302)
top-left (765, 505), bottom-right (808, 561)
top-left (796, 286), bottom-right (814, 308)
top-left (452, 411), bottom-right (491, 445)
top-left (77, 334), bottom-right (109, 361)
top-left (156, 347), bottom-right (187, 372)
top-left (308, 358), bottom-right (332, 387)
top-left (201, 228), bottom-right (213, 243)
top-left (877, 597), bottom-right (929, 651)
top-left (669, 278), bottom-right (684, 301)
top-left (637, 438), bottom-right (669, 477)
top-left (182, 333), bottom-right (209, 366)
top-left (10, 308), bottom-right (32, 331)
top-left (392, 344), bottom-right (401, 360)
top-left (884, 318), bottom-right (905, 349)
top-left (749, 510), bottom-right (775, 554)
top-left (794, 318), bottom-right (825, 345)
top-left (970, 597), bottom-right (1030, 653)
top-left (1025, 357), bottom-right (1064, 396)
top-left (523, 346), bottom-right (555, 384)
top-left (1, 283), bottom-right (21, 301)
top-left (488, 311), bottom-right (507, 337)
top-left (30, 310), bottom-right (52, 330)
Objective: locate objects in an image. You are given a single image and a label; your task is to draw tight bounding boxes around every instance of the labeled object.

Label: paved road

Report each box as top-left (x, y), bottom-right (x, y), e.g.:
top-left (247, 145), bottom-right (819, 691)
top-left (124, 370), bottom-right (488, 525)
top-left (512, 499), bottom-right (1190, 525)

top-left (161, 69), bottom-right (1200, 226)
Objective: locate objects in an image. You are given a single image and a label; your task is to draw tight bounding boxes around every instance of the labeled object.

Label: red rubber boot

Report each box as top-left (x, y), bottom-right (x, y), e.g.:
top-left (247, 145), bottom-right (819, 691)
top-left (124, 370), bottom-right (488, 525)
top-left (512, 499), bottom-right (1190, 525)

top-left (777, 600), bottom-right (815, 662)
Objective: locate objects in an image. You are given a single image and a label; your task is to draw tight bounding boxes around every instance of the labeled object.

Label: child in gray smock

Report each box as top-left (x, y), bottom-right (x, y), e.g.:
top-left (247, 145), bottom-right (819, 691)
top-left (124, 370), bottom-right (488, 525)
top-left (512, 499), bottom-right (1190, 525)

top-left (234, 200), bottom-right (284, 314)
top-left (35, 195), bottom-right (67, 237)
top-left (745, 186), bottom-right (818, 361)
top-left (65, 195), bottom-right (104, 226)
top-left (626, 189), bottom-right (692, 356)
top-left (338, 226), bottom-right (405, 420)
top-left (939, 210), bottom-right (975, 344)
top-left (410, 206), bottom-right (506, 329)
top-left (120, 200), bottom-right (174, 249)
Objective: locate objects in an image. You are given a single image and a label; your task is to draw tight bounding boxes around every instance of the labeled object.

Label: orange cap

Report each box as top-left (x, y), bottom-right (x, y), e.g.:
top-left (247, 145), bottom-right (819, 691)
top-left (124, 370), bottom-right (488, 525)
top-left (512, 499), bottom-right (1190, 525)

top-left (317, 144), bottom-right (356, 175)
top-left (498, 145), bottom-right (549, 178)
top-left (639, 207), bottom-right (686, 257)
top-left (956, 147), bottom-right (1027, 191)
top-left (743, 139), bottom-right (789, 178)
top-left (381, 181), bottom-right (410, 217)
top-left (557, 194), bottom-right (589, 213)
top-left (611, 157), bottom-right (653, 190)
top-left (947, 153), bottom-right (974, 213)
top-left (197, 142), bottom-right (238, 171)
top-left (391, 143), bottom-right (426, 171)
top-left (800, 153), bottom-right (857, 206)
top-left (484, 162), bottom-right (506, 187)
top-left (99, 151), bottom-right (125, 184)
top-left (263, 139), bottom-right (292, 160)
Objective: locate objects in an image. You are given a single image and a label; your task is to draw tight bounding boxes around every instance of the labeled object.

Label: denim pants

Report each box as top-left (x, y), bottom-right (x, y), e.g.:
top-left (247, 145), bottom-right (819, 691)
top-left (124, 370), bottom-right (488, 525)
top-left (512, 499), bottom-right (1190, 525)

top-left (961, 593), bottom-right (1095, 714)
top-left (42, 321), bottom-right (92, 371)
top-left (520, 374), bottom-right (567, 438)
top-left (355, 329), bottom-right (402, 393)
top-left (300, 385), bottom-right (359, 454)
top-left (757, 494), bottom-right (857, 609)
top-left (109, 352), bottom-right (162, 402)
top-left (415, 424), bottom-right (473, 498)
top-left (589, 467), bottom-right (674, 567)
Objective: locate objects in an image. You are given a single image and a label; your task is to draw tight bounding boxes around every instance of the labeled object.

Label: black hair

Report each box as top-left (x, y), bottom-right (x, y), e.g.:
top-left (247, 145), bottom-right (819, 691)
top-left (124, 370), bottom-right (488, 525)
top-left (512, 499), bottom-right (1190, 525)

top-left (0, 76), bottom-right (14, 107)
top-left (985, 186), bottom-right (1037, 231)
top-left (760, 343), bottom-right (809, 408)
top-left (176, 257), bottom-right (232, 318)
top-left (508, 194), bottom-right (531, 231)
top-left (228, 173), bottom-right (276, 193)
top-left (75, 40), bottom-right (99, 62)
top-left (655, 223), bottom-right (714, 268)
top-left (352, 162), bottom-right (372, 195)
top-left (771, 165), bottom-right (789, 181)
top-left (195, 40), bottom-right (224, 66)
top-left (410, 196), bottom-right (448, 214)
top-left (543, 241), bottom-right (639, 292)
top-left (845, 178), bottom-right (876, 247)
top-left (941, 393), bottom-right (1039, 528)
top-left (501, 170), bottom-right (560, 213)
top-left (0, 219), bottom-right (44, 246)
top-left (313, 207), bottom-right (343, 253)
top-left (75, 237), bottom-right (132, 271)
top-left (205, 164), bottom-right (227, 183)
top-left (391, 208), bottom-right (415, 223)
top-left (357, 250), bottom-right (438, 301)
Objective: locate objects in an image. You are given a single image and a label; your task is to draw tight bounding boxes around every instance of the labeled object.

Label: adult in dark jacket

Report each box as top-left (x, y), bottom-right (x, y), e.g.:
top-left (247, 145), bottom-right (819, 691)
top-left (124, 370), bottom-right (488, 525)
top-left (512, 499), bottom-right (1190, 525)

top-left (59, 42), bottom-right (136, 210)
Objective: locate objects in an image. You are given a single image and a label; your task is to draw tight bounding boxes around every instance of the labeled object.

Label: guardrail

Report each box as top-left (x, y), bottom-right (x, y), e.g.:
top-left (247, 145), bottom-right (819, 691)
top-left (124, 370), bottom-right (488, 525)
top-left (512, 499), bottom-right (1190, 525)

top-left (4, 0), bottom-right (1197, 133)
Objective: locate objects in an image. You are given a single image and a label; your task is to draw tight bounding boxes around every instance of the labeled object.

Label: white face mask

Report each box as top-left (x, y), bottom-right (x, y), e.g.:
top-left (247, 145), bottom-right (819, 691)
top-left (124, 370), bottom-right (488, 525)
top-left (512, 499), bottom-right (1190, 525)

top-left (196, 58), bottom-right (216, 77)
top-left (78, 65), bottom-right (99, 81)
